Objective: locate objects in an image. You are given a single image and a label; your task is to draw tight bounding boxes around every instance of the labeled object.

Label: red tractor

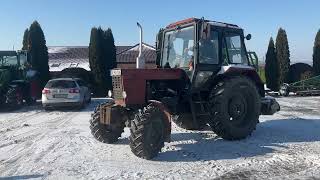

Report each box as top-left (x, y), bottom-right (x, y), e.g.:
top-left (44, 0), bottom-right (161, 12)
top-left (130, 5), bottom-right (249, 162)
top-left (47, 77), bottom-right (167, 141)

top-left (89, 18), bottom-right (280, 159)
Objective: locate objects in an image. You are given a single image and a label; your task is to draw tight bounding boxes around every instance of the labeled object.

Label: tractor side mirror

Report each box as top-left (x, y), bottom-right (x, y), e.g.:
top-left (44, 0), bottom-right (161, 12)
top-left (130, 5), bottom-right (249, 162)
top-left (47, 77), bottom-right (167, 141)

top-left (246, 34), bottom-right (252, 40)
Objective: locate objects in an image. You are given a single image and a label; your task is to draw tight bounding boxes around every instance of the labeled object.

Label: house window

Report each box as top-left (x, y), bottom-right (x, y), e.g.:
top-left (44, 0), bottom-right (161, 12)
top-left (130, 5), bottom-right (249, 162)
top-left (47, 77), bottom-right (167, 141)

top-left (69, 63), bottom-right (79, 68)
top-left (51, 63), bottom-right (60, 67)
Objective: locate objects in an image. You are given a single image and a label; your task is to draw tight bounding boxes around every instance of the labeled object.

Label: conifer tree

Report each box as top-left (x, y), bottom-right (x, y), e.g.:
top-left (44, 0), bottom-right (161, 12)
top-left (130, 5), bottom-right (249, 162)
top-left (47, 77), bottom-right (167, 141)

top-left (22, 28), bottom-right (29, 50)
top-left (313, 30), bottom-right (320, 75)
top-left (28, 21), bottom-right (49, 87)
top-left (275, 28), bottom-right (290, 84)
top-left (265, 37), bottom-right (280, 91)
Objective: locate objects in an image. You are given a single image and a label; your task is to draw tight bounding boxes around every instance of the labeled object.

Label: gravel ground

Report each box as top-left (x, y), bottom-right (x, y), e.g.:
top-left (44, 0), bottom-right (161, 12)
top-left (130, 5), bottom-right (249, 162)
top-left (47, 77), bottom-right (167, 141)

top-left (0, 96), bottom-right (320, 179)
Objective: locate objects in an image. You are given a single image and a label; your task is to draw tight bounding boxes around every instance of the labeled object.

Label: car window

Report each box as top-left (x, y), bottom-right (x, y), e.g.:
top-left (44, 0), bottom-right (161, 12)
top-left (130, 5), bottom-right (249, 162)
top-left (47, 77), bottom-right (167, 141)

top-left (78, 80), bottom-right (88, 87)
top-left (76, 80), bottom-right (84, 87)
top-left (46, 80), bottom-right (77, 88)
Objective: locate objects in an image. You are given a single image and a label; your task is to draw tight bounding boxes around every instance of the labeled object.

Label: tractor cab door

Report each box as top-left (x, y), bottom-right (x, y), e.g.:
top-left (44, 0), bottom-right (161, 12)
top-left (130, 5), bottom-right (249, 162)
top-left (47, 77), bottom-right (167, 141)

top-left (191, 24), bottom-right (222, 89)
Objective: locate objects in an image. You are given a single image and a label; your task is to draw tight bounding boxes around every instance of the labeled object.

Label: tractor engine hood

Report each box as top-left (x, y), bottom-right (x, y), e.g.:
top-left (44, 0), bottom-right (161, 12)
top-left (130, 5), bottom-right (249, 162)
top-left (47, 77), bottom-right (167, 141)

top-left (110, 68), bottom-right (185, 107)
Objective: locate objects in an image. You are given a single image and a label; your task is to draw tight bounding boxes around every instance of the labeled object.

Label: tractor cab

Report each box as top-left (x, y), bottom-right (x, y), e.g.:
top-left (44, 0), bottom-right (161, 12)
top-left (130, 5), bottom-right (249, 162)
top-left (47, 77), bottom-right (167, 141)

top-left (0, 51), bottom-right (28, 85)
top-left (0, 51), bottom-right (28, 68)
top-left (158, 18), bottom-right (258, 91)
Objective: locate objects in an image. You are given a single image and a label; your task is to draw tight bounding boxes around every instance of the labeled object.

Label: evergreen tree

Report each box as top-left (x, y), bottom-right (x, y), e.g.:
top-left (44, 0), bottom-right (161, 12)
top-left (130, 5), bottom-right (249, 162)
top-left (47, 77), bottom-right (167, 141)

top-left (28, 21), bottom-right (49, 87)
top-left (265, 37), bottom-right (280, 91)
top-left (22, 28), bottom-right (29, 50)
top-left (103, 28), bottom-right (117, 70)
top-left (275, 28), bottom-right (290, 84)
top-left (313, 30), bottom-right (320, 75)
top-left (103, 28), bottom-right (117, 92)
top-left (89, 27), bottom-right (117, 96)
top-left (89, 27), bottom-right (107, 96)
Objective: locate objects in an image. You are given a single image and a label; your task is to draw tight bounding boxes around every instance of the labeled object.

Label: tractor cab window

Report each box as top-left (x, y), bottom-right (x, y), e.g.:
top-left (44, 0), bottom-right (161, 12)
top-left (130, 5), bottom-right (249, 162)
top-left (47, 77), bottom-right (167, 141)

top-left (199, 31), bottom-right (219, 64)
top-left (19, 54), bottom-right (27, 65)
top-left (162, 26), bottom-right (195, 71)
top-left (223, 33), bottom-right (248, 64)
top-left (1, 56), bottom-right (18, 66)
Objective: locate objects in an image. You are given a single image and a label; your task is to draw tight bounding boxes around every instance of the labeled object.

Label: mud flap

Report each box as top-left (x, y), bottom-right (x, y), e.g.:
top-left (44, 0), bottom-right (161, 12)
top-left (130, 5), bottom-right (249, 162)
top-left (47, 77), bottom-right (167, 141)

top-left (148, 100), bottom-right (172, 142)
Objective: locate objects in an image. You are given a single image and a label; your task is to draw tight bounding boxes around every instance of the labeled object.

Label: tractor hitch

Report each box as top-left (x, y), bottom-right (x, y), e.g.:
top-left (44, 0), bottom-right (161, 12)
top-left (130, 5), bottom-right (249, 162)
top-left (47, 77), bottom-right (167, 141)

top-left (261, 96), bottom-right (280, 115)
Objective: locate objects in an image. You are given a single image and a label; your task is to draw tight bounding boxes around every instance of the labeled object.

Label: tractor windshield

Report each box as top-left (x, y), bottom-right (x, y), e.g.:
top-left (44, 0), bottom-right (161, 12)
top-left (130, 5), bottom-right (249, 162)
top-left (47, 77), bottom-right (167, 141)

top-left (1, 55), bottom-right (18, 66)
top-left (162, 26), bottom-right (195, 70)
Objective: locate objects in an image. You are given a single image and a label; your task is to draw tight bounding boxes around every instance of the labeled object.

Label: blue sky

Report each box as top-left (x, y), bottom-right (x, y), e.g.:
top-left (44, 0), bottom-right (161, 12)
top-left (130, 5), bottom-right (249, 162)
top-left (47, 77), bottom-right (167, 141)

top-left (1, 0), bottom-right (319, 62)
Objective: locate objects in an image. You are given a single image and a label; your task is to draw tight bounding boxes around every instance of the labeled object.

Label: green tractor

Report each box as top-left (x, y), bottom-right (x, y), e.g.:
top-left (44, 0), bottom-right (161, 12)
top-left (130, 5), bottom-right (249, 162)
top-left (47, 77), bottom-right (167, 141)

top-left (0, 51), bottom-right (33, 110)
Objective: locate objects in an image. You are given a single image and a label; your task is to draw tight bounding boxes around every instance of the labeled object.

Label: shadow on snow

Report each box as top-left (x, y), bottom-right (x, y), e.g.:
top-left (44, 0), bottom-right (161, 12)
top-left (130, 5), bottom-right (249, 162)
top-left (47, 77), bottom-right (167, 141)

top-left (0, 174), bottom-right (44, 180)
top-left (0, 98), bottom-right (110, 114)
top-left (154, 117), bottom-right (320, 162)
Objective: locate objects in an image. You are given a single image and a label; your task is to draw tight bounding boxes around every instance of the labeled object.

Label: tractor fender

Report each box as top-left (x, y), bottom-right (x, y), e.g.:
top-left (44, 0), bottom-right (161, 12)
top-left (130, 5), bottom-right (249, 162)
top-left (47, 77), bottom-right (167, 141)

top-left (214, 66), bottom-right (265, 97)
top-left (148, 100), bottom-right (172, 142)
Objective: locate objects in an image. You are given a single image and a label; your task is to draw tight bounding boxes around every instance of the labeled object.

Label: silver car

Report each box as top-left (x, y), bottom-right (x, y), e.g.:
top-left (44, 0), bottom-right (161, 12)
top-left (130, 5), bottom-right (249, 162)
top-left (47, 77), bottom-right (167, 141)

top-left (42, 78), bottom-right (91, 110)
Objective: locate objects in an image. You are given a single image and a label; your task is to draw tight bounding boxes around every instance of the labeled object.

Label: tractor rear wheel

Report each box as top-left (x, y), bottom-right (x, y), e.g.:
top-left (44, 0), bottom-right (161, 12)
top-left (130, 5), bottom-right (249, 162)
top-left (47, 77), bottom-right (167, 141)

top-left (89, 102), bottom-right (125, 143)
top-left (129, 104), bottom-right (166, 159)
top-left (208, 77), bottom-right (261, 140)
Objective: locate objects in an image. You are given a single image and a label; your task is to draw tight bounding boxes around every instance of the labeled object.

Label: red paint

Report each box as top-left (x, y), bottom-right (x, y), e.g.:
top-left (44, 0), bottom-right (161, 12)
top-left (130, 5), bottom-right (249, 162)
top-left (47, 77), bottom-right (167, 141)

top-left (166, 18), bottom-right (197, 29)
top-left (42, 88), bottom-right (51, 94)
top-left (120, 68), bottom-right (184, 106)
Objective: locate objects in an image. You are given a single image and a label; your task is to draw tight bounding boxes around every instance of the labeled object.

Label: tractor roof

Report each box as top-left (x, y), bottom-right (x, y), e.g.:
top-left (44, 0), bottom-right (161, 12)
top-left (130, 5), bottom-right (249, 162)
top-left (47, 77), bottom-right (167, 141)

top-left (0, 51), bottom-right (17, 56)
top-left (166, 17), bottom-right (241, 30)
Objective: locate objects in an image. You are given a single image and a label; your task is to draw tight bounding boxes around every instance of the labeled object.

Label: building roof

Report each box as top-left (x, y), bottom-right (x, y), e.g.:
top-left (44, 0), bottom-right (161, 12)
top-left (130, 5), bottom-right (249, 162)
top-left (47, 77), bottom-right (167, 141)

top-left (48, 43), bottom-right (156, 72)
top-left (116, 43), bottom-right (156, 64)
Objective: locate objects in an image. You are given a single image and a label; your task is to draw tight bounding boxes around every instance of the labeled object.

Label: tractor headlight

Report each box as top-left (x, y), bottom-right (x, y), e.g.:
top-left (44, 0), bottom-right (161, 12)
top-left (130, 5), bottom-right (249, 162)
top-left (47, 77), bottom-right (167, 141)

top-left (194, 71), bottom-right (213, 88)
top-left (122, 91), bottom-right (127, 99)
top-left (108, 90), bottom-right (113, 98)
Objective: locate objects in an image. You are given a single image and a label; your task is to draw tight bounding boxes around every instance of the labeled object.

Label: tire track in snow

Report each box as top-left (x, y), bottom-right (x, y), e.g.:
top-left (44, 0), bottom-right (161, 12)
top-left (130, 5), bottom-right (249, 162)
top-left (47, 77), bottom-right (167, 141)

top-left (0, 111), bottom-right (78, 175)
top-left (215, 153), bottom-right (320, 179)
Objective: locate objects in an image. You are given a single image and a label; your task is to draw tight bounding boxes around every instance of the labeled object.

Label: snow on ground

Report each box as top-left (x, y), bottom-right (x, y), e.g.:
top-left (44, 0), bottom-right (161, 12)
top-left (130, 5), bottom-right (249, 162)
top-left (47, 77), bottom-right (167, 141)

top-left (0, 97), bottom-right (320, 179)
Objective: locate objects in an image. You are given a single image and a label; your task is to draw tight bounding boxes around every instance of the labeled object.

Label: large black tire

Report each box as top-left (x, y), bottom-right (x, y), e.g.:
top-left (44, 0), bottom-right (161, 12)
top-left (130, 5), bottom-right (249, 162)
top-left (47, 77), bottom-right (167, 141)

top-left (6, 87), bottom-right (23, 110)
top-left (129, 104), bottom-right (166, 159)
top-left (208, 77), bottom-right (261, 140)
top-left (89, 102), bottom-right (125, 143)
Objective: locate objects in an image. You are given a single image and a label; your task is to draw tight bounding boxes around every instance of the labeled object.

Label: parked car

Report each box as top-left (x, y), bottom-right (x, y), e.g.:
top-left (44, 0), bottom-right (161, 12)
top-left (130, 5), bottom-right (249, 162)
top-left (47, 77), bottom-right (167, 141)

top-left (42, 78), bottom-right (91, 110)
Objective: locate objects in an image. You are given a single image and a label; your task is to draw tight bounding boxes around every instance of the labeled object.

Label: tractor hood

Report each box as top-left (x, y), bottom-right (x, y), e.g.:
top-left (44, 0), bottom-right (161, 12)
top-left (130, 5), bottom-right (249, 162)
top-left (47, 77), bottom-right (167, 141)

top-left (110, 68), bottom-right (185, 106)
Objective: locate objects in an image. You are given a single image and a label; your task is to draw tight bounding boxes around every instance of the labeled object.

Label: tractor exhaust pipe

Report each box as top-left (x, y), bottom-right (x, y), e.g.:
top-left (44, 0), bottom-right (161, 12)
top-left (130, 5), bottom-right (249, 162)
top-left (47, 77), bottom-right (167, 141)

top-left (136, 22), bottom-right (145, 69)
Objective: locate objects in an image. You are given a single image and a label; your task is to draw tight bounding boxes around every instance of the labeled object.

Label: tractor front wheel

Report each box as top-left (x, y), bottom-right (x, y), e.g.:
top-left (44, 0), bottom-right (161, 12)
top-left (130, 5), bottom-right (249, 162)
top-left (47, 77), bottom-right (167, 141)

top-left (208, 77), bottom-right (261, 140)
top-left (129, 104), bottom-right (167, 159)
top-left (89, 102), bottom-right (125, 143)
top-left (6, 87), bottom-right (23, 110)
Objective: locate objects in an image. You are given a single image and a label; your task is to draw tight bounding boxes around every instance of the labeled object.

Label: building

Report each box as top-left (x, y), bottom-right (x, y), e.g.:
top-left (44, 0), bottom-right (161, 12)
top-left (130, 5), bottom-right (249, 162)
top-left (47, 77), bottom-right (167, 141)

top-left (48, 43), bottom-right (156, 76)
